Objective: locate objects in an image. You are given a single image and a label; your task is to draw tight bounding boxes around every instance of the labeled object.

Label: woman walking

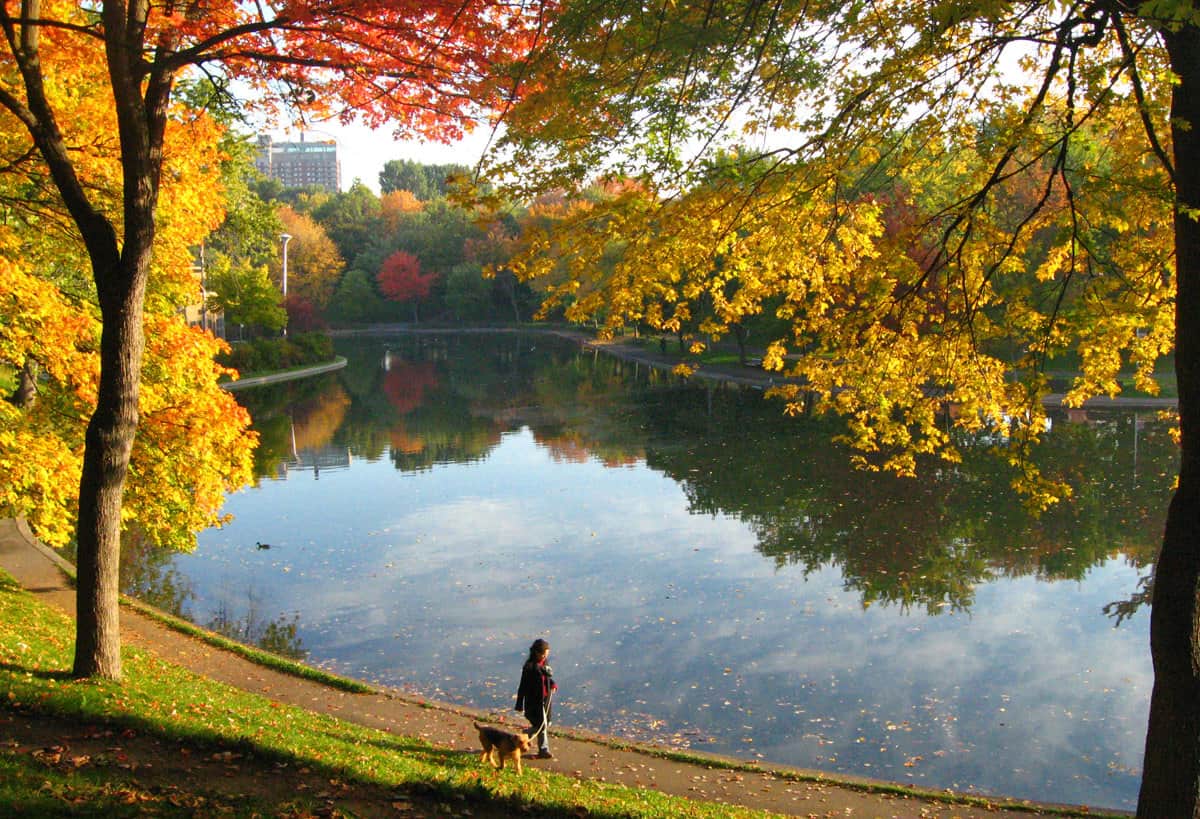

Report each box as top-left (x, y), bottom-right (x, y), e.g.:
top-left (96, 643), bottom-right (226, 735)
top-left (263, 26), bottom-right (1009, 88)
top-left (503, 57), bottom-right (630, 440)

top-left (515, 638), bottom-right (557, 759)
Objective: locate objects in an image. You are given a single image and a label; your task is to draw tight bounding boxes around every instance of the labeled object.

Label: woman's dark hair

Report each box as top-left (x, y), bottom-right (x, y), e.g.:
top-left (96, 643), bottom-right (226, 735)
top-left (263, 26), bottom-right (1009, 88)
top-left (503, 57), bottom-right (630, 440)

top-left (527, 638), bottom-right (550, 662)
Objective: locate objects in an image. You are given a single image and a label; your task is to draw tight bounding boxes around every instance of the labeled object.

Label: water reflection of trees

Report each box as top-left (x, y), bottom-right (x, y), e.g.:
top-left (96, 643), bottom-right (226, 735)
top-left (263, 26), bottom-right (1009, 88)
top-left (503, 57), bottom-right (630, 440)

top-left (336, 336), bottom-right (527, 470)
top-left (117, 526), bottom-right (195, 617)
top-left (233, 375), bottom-right (347, 479)
top-left (387, 385), bottom-right (504, 471)
top-left (116, 528), bottom-right (307, 660)
top-left (642, 390), bottom-right (1172, 613)
top-left (232, 333), bottom-right (1176, 616)
top-left (207, 592), bottom-right (307, 661)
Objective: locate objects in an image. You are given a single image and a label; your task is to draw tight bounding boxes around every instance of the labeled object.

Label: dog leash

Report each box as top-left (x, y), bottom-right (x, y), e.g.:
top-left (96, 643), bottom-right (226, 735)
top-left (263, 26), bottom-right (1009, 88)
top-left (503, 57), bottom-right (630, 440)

top-left (539, 691), bottom-right (552, 740)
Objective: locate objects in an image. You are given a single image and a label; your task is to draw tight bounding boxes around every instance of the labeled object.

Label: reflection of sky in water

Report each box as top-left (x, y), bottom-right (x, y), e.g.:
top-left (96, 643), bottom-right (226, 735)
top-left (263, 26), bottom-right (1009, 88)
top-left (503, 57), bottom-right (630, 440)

top-left (184, 427), bottom-right (1150, 811)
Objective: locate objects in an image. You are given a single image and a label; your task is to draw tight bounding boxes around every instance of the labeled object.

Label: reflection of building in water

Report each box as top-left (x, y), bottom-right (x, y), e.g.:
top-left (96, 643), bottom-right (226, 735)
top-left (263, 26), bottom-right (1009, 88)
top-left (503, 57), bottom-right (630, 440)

top-left (278, 409), bottom-right (350, 479)
top-left (276, 444), bottom-right (352, 479)
top-left (1061, 408), bottom-right (1153, 487)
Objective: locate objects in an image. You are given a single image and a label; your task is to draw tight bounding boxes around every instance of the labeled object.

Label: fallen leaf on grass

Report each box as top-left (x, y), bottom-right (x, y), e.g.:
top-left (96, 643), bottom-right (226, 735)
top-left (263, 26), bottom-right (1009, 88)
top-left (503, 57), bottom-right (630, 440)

top-left (32, 746), bottom-right (64, 765)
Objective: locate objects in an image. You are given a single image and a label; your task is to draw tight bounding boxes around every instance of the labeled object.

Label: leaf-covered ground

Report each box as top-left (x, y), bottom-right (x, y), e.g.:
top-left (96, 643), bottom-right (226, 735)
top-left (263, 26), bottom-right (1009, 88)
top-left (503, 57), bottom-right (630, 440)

top-left (1, 709), bottom-right (452, 817)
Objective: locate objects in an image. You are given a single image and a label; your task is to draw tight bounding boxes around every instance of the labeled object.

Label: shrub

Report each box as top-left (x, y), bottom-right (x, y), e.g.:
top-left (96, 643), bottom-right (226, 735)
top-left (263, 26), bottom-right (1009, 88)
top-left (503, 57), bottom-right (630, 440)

top-left (218, 333), bottom-right (333, 375)
top-left (289, 333), bottom-right (334, 364)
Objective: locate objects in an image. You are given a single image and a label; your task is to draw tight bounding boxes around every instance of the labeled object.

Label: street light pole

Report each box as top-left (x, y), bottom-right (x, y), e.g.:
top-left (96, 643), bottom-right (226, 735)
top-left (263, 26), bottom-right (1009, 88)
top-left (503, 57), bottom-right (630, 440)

top-left (280, 232), bottom-right (292, 337)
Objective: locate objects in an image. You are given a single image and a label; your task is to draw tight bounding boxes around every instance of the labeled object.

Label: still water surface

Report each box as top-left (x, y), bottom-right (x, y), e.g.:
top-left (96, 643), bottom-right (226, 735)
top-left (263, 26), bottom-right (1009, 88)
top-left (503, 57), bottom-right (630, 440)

top-left (125, 333), bottom-right (1176, 811)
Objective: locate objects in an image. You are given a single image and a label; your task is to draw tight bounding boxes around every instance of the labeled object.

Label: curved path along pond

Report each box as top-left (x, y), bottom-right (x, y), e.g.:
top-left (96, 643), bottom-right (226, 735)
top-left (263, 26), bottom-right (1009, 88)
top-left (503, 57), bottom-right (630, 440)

top-left (124, 331), bottom-right (1172, 813)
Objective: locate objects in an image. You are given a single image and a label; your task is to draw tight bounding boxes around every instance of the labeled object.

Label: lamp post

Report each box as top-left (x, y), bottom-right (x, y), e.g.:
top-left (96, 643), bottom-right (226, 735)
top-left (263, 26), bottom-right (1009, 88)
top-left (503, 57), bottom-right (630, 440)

top-left (280, 232), bottom-right (292, 337)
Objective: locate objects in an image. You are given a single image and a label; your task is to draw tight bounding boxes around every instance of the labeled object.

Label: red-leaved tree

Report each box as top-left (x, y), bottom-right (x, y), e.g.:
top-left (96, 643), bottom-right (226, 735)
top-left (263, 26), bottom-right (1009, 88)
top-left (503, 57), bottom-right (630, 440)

top-left (378, 250), bottom-right (437, 322)
top-left (0, 0), bottom-right (549, 681)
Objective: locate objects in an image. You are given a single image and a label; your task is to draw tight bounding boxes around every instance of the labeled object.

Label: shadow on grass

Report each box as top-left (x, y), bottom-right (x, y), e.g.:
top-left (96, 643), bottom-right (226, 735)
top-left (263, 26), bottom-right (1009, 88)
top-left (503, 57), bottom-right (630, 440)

top-left (0, 661), bottom-right (73, 682)
top-left (359, 732), bottom-right (483, 768)
top-left (0, 750), bottom-right (177, 819)
top-left (2, 702), bottom-right (651, 819)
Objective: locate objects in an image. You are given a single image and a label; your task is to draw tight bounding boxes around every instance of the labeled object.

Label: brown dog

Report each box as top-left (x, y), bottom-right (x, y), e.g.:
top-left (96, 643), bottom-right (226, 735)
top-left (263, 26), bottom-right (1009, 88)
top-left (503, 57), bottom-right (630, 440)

top-left (474, 722), bottom-right (532, 774)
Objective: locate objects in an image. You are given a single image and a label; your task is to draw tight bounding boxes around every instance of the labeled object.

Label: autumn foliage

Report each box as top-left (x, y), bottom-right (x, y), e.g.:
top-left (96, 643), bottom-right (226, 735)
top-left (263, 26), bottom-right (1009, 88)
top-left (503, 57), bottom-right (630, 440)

top-left (0, 58), bottom-right (255, 550)
top-left (146, 1), bottom-right (548, 141)
top-left (278, 206), bottom-right (345, 312)
top-left (0, 0), bottom-right (552, 680)
top-left (485, 3), bottom-right (1200, 814)
top-left (378, 251), bottom-right (437, 304)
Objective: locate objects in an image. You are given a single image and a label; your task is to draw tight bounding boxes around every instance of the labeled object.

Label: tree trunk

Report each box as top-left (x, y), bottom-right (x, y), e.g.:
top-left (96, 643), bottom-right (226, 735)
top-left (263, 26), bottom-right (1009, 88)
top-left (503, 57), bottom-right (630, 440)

top-left (72, 263), bottom-right (147, 680)
top-left (1137, 22), bottom-right (1200, 818)
top-left (68, 4), bottom-right (171, 679)
top-left (493, 270), bottom-right (522, 323)
top-left (8, 357), bottom-right (38, 408)
top-left (733, 323), bottom-right (749, 367)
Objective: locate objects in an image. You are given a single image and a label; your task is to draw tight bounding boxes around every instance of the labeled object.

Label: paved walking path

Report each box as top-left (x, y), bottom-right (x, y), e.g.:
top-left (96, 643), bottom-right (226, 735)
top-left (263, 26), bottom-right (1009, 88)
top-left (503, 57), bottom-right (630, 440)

top-left (0, 518), bottom-right (1119, 817)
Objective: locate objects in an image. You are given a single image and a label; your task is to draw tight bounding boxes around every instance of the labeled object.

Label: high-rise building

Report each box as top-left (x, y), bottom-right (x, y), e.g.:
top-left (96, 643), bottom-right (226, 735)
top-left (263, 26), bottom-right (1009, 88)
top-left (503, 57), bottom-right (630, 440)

top-left (255, 135), bottom-right (341, 192)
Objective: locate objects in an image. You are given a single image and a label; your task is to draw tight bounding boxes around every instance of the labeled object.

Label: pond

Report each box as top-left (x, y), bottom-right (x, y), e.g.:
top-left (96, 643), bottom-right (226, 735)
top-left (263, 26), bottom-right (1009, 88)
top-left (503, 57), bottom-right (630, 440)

top-left (121, 332), bottom-right (1175, 812)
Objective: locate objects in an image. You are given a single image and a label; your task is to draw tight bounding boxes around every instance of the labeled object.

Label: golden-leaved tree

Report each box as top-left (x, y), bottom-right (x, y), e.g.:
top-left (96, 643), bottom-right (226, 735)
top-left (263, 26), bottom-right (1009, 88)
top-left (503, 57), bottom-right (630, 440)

top-left (0, 0), bottom-right (548, 683)
top-left (0, 24), bottom-right (255, 554)
top-left (277, 205), bottom-right (344, 315)
top-left (485, 1), bottom-right (1193, 814)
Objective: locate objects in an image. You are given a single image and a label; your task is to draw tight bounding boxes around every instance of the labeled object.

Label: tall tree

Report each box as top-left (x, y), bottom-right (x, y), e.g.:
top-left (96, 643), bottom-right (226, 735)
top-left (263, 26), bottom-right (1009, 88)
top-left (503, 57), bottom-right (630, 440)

top-left (380, 189), bottom-right (424, 233)
top-left (328, 267), bottom-right (388, 324)
top-left (379, 158), bottom-right (471, 199)
top-left (204, 256), bottom-right (287, 336)
top-left (206, 165), bottom-right (286, 277)
top-left (378, 249), bottom-right (436, 321)
top-left (277, 206), bottom-right (344, 314)
top-left (0, 0), bottom-right (548, 681)
top-left (311, 180), bottom-right (381, 266)
top-left (193, 108), bottom-right (288, 337)
top-left (0, 35), bottom-right (256, 554)
top-left (488, 1), bottom-right (1197, 813)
